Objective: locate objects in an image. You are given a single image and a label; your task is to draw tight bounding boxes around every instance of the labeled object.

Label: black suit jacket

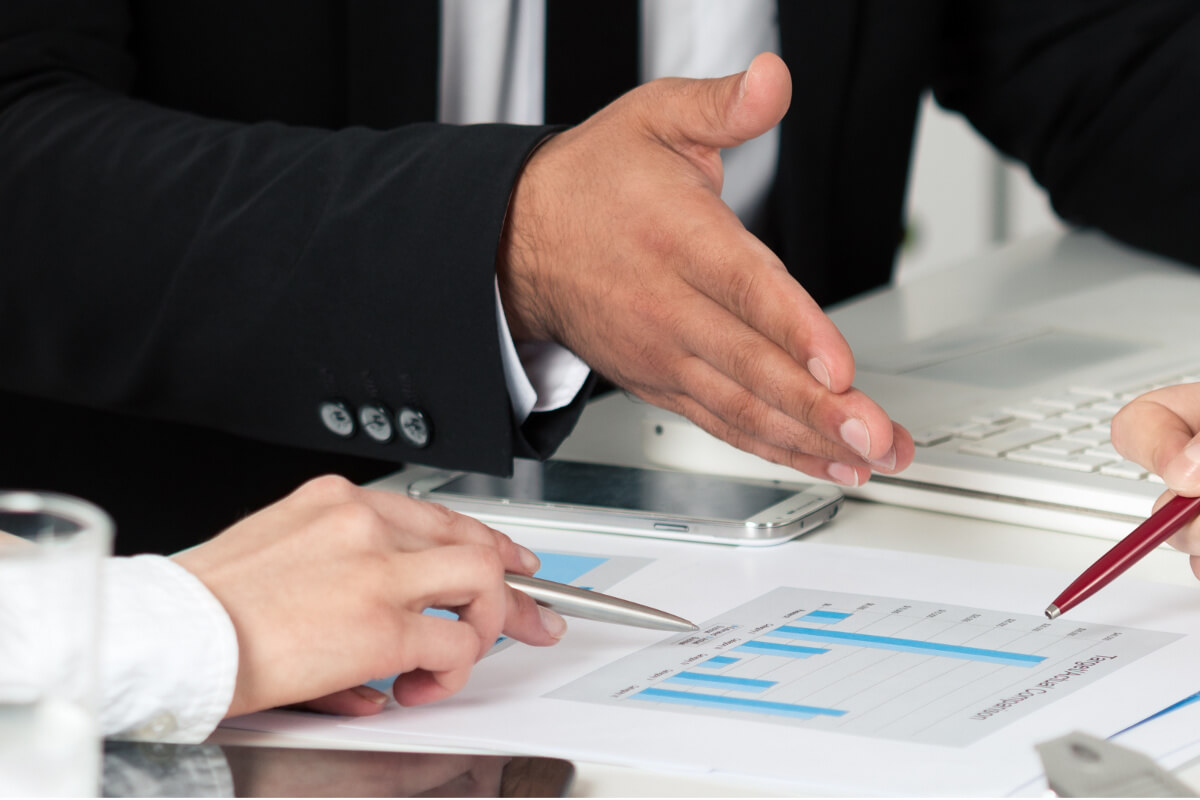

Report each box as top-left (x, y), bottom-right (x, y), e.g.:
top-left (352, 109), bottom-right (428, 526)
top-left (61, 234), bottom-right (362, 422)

top-left (1, 0), bottom-right (1197, 553)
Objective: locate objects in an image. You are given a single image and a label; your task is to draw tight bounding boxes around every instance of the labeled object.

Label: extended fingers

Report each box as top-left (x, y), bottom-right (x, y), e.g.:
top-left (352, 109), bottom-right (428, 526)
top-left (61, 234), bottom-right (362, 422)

top-left (652, 331), bottom-right (907, 472)
top-left (672, 220), bottom-right (855, 393)
top-left (334, 487), bottom-right (541, 574)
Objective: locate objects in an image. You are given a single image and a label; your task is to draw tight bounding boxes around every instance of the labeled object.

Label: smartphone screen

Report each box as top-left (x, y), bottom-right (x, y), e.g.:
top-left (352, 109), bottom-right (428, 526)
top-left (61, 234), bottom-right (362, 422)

top-left (431, 459), bottom-right (797, 522)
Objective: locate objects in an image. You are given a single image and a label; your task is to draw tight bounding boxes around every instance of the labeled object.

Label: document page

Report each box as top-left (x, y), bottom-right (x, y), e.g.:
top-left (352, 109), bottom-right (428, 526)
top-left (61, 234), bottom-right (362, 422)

top-left (549, 587), bottom-right (1176, 747)
top-left (224, 528), bottom-right (1200, 796)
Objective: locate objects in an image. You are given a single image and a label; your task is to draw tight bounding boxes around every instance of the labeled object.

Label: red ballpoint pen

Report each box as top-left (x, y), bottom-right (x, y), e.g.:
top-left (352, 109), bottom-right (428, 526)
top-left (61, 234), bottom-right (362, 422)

top-left (1045, 493), bottom-right (1200, 619)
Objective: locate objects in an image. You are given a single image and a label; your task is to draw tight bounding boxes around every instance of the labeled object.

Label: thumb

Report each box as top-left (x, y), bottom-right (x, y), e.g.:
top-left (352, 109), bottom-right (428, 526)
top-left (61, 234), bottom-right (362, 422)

top-left (652, 52), bottom-right (792, 151)
top-left (1163, 431), bottom-right (1200, 495)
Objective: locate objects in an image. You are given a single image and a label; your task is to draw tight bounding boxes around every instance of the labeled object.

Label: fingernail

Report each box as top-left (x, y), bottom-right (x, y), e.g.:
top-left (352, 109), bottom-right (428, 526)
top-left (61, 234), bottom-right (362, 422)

top-left (517, 545), bottom-right (541, 574)
top-left (827, 463), bottom-right (859, 487)
top-left (1164, 438), bottom-right (1200, 491)
top-left (539, 606), bottom-right (568, 640)
top-left (840, 418), bottom-right (871, 460)
top-left (807, 358), bottom-right (832, 391)
top-left (351, 685), bottom-right (389, 705)
top-left (869, 446), bottom-right (897, 472)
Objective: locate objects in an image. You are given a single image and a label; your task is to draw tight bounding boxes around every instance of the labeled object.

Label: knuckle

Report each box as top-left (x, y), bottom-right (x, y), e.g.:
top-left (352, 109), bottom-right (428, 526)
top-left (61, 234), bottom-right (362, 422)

top-left (458, 543), bottom-right (505, 580)
top-left (297, 473), bottom-right (357, 503)
top-left (424, 499), bottom-right (461, 527)
top-left (439, 506), bottom-right (498, 546)
top-left (324, 502), bottom-right (387, 546)
top-left (724, 390), bottom-right (762, 435)
top-left (722, 268), bottom-right (759, 321)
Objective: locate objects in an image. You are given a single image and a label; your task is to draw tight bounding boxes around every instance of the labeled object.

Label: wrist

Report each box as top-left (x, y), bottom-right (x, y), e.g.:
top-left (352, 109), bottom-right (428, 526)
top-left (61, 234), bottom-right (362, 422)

top-left (496, 131), bottom-right (565, 344)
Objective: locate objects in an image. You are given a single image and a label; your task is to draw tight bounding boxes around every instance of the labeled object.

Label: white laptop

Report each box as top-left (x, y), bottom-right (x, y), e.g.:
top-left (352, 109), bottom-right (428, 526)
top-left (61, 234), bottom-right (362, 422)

top-left (568, 232), bottom-right (1200, 539)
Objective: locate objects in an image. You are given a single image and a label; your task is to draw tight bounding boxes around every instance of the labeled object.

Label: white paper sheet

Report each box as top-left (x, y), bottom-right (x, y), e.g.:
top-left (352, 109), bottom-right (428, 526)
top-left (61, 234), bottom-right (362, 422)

top-left (223, 528), bottom-right (1200, 796)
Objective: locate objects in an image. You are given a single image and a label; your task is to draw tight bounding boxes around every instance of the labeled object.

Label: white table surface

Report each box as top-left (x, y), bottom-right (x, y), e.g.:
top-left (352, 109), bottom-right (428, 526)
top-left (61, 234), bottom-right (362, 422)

top-left (212, 232), bottom-right (1200, 795)
top-left (212, 432), bottom-right (1200, 796)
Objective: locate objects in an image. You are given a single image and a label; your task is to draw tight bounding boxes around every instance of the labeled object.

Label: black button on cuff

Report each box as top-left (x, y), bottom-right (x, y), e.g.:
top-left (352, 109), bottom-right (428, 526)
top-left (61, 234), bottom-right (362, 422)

top-left (359, 404), bottom-right (394, 443)
top-left (318, 400), bottom-right (355, 438)
top-left (397, 407), bottom-right (431, 448)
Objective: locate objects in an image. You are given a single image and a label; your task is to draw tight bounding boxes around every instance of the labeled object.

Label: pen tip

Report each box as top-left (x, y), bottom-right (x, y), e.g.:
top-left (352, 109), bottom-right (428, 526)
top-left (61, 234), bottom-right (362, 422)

top-left (1044, 604), bottom-right (1061, 620)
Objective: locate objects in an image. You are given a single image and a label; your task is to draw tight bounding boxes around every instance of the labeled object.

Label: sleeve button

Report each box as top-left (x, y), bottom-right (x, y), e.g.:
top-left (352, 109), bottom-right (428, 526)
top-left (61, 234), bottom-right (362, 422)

top-left (318, 400), bottom-right (355, 438)
top-left (358, 404), bottom-right (394, 443)
top-left (397, 407), bottom-right (431, 448)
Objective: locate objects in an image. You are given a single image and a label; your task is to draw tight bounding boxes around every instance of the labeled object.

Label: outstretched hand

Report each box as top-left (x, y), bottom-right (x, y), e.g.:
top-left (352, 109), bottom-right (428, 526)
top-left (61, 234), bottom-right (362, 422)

top-left (499, 53), bottom-right (912, 487)
top-left (1111, 383), bottom-right (1200, 576)
top-left (173, 476), bottom-right (564, 718)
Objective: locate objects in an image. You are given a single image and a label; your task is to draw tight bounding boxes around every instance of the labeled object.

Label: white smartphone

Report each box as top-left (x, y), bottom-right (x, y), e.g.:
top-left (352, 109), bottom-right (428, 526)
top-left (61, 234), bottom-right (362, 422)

top-left (407, 459), bottom-right (844, 546)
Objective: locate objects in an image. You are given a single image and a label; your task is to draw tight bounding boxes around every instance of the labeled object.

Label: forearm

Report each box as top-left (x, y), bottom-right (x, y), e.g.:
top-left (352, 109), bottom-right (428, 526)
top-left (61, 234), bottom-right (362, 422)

top-left (0, 3), bottom-right (568, 474)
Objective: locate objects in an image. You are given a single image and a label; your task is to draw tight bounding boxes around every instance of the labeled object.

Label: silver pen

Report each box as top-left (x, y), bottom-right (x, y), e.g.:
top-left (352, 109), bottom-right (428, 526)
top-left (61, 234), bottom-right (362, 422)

top-left (505, 573), bottom-right (698, 632)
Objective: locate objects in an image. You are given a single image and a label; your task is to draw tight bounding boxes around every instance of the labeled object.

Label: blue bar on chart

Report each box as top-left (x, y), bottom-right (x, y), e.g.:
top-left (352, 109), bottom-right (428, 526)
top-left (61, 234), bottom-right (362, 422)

top-left (636, 687), bottom-right (847, 720)
top-left (667, 671), bottom-right (775, 692)
top-left (533, 552), bottom-right (608, 584)
top-left (799, 610), bottom-right (852, 623)
top-left (770, 626), bottom-right (1046, 667)
top-left (734, 640), bottom-right (829, 659)
top-left (695, 655), bottom-right (739, 669)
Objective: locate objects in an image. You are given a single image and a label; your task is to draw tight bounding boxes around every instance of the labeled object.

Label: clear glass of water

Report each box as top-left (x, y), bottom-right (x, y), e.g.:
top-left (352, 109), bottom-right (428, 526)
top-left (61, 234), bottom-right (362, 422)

top-left (0, 492), bottom-right (113, 797)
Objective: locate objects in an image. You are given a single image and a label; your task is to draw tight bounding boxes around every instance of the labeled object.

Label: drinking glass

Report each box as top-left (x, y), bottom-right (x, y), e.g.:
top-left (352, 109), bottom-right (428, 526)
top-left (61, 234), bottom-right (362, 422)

top-left (0, 491), bottom-right (113, 797)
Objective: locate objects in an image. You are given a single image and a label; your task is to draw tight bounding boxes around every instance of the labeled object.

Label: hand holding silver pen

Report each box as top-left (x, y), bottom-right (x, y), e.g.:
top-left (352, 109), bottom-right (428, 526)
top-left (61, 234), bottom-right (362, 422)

top-left (505, 574), bottom-right (698, 632)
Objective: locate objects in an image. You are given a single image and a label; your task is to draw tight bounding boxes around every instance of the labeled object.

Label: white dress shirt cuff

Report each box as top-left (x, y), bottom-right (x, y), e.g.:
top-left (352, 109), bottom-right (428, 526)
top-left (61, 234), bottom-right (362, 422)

top-left (101, 555), bottom-right (238, 743)
top-left (495, 281), bottom-right (591, 421)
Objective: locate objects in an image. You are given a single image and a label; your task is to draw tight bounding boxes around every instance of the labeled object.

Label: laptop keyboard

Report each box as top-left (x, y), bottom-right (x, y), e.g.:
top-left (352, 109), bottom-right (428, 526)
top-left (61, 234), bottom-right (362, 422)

top-left (910, 368), bottom-right (1200, 485)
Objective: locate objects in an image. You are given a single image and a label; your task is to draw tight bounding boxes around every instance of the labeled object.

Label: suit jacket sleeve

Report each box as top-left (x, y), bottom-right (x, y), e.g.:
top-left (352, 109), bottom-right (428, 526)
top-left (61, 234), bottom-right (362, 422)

top-left (0, 0), bottom-right (588, 476)
top-left (930, 0), bottom-right (1200, 269)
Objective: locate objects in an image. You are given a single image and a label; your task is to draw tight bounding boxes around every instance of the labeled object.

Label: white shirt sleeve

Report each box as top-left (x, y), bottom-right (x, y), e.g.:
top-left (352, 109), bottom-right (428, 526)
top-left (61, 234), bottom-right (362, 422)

top-left (495, 281), bottom-right (592, 422)
top-left (100, 555), bottom-right (238, 743)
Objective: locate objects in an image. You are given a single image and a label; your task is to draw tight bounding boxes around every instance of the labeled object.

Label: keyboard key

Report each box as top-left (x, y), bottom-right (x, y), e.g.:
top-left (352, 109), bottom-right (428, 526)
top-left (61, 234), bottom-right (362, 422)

top-left (968, 411), bottom-right (1015, 426)
top-left (1030, 439), bottom-right (1089, 456)
top-left (1005, 450), bottom-right (1117, 472)
top-left (1099, 460), bottom-right (1149, 480)
top-left (1031, 418), bottom-right (1090, 435)
top-left (912, 428), bottom-right (953, 447)
top-left (958, 426), bottom-right (1058, 457)
top-left (1068, 385), bottom-right (1116, 399)
top-left (1061, 408), bottom-right (1112, 425)
top-left (956, 423), bottom-right (1012, 441)
top-left (999, 402), bottom-right (1058, 420)
top-left (1064, 428), bottom-right (1111, 447)
top-left (1088, 401), bottom-right (1124, 415)
top-left (1084, 443), bottom-right (1122, 460)
top-left (1031, 392), bottom-right (1090, 410)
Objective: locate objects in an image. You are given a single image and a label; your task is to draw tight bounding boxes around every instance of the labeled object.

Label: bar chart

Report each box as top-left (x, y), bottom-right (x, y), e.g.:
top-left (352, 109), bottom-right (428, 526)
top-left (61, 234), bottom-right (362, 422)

top-left (548, 587), bottom-right (1178, 745)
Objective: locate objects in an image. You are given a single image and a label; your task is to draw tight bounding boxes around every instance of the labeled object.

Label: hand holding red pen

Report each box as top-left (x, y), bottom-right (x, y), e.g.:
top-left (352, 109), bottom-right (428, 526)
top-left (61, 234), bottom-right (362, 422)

top-left (1045, 383), bottom-right (1200, 618)
top-left (1110, 383), bottom-right (1200, 572)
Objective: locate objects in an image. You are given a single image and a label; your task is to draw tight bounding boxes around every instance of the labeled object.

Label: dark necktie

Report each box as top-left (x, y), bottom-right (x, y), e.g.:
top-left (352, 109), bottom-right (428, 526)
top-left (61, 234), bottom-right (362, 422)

top-left (544, 0), bottom-right (640, 125)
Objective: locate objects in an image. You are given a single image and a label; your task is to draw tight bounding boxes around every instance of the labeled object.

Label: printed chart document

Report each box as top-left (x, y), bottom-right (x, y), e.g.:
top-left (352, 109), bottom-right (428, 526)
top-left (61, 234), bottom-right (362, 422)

top-left (224, 528), bottom-right (1200, 796)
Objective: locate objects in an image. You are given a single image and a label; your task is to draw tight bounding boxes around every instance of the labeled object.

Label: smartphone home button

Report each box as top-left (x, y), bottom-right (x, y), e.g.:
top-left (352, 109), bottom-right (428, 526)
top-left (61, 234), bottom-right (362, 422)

top-left (653, 522), bottom-right (690, 533)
